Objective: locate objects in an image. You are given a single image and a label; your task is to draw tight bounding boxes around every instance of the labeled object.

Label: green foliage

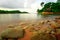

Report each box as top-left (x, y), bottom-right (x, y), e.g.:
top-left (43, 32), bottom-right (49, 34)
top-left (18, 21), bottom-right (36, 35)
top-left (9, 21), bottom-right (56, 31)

top-left (0, 10), bottom-right (21, 13)
top-left (37, 2), bottom-right (60, 14)
top-left (0, 10), bottom-right (28, 13)
top-left (37, 9), bottom-right (44, 14)
top-left (51, 2), bottom-right (60, 12)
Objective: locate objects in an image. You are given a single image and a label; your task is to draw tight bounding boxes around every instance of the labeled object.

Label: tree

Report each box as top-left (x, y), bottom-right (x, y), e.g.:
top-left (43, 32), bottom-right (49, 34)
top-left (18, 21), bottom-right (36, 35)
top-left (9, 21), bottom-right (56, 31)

top-left (37, 2), bottom-right (60, 14)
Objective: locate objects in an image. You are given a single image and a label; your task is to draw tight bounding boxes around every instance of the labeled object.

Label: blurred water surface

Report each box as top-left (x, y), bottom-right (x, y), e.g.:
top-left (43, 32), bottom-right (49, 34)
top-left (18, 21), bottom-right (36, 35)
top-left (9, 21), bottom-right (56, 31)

top-left (0, 13), bottom-right (59, 24)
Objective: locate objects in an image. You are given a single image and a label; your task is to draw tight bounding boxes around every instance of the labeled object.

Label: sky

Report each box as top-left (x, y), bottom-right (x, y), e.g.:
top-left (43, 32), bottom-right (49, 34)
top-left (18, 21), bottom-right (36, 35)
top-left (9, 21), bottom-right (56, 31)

top-left (0, 0), bottom-right (57, 13)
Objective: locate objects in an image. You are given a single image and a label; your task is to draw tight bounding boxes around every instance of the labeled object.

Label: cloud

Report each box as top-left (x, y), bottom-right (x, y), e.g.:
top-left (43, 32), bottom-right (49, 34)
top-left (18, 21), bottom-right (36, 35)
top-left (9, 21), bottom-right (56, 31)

top-left (0, 0), bottom-right (37, 8)
top-left (0, 0), bottom-right (25, 8)
top-left (31, 0), bottom-right (57, 8)
top-left (24, 0), bottom-right (36, 8)
top-left (0, 0), bottom-right (57, 9)
top-left (30, 0), bottom-right (57, 13)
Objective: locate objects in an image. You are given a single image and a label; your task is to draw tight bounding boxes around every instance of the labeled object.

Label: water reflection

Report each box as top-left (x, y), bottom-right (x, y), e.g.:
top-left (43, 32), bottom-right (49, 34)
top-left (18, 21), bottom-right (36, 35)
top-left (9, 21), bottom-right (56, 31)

top-left (0, 14), bottom-right (37, 23)
top-left (0, 14), bottom-right (59, 24)
top-left (0, 14), bottom-right (12, 22)
top-left (19, 14), bottom-right (37, 20)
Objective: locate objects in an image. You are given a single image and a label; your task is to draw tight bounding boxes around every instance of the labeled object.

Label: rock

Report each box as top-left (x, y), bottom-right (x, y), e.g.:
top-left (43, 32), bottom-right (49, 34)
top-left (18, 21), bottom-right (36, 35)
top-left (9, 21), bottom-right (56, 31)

top-left (0, 26), bottom-right (25, 39)
top-left (31, 26), bottom-right (56, 40)
top-left (31, 31), bottom-right (56, 40)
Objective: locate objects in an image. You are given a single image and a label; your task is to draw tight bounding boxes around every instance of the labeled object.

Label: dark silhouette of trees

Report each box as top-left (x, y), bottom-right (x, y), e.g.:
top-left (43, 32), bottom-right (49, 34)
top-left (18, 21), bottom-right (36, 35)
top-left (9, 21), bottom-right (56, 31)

top-left (0, 10), bottom-right (28, 13)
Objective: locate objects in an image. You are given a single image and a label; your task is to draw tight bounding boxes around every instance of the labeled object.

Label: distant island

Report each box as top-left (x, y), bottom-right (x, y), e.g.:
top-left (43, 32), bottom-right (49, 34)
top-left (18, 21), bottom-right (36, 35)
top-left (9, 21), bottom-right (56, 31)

top-left (37, 2), bottom-right (60, 15)
top-left (0, 10), bottom-right (28, 14)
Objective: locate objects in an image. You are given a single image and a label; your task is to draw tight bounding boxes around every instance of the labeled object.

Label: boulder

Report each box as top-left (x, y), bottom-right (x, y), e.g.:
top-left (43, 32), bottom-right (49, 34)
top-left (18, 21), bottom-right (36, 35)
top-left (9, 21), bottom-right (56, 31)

top-left (0, 26), bottom-right (25, 39)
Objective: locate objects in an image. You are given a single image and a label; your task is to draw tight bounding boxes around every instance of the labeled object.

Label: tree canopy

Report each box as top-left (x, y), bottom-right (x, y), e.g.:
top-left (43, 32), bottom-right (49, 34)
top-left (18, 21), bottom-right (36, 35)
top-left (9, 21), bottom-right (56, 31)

top-left (0, 10), bottom-right (28, 13)
top-left (37, 2), bottom-right (60, 14)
